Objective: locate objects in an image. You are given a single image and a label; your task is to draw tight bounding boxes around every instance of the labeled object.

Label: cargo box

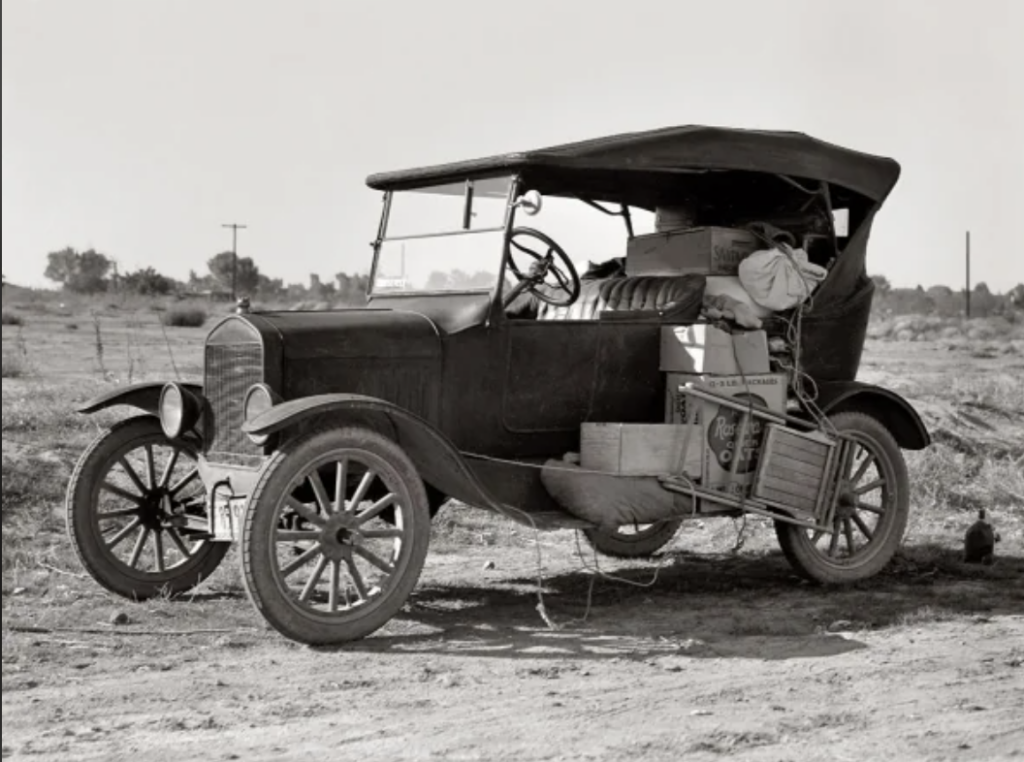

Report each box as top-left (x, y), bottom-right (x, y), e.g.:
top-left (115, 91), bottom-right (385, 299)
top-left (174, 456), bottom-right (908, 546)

top-left (580, 423), bottom-right (702, 478)
top-left (665, 373), bottom-right (788, 497)
top-left (625, 226), bottom-right (761, 276)
top-left (660, 324), bottom-right (770, 375)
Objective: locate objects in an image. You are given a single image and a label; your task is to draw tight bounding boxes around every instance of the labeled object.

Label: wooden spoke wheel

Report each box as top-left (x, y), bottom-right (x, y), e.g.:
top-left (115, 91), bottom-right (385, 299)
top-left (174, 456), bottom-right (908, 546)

top-left (775, 412), bottom-right (910, 584)
top-left (240, 426), bottom-right (430, 645)
top-left (65, 417), bottom-right (228, 600)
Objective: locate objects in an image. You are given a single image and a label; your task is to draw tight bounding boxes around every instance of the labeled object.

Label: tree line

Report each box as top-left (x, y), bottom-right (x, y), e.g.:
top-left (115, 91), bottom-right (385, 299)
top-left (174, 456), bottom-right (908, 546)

top-left (870, 275), bottom-right (1024, 318)
top-left (42, 247), bottom-right (370, 304)
top-left (31, 247), bottom-right (1024, 314)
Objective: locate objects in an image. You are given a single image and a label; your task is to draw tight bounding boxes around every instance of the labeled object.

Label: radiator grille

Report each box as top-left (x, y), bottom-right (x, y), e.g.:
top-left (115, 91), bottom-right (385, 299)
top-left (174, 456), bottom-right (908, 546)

top-left (205, 343), bottom-right (264, 457)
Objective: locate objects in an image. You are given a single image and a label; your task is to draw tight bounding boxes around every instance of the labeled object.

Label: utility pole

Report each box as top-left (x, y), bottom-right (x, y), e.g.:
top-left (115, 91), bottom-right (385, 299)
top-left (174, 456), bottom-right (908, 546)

top-left (222, 223), bottom-right (248, 301)
top-left (965, 230), bottom-right (971, 319)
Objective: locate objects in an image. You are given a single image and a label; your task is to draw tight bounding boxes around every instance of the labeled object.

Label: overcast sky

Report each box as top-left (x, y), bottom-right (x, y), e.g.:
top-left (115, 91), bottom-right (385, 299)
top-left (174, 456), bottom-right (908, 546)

top-left (3, 0), bottom-right (1022, 292)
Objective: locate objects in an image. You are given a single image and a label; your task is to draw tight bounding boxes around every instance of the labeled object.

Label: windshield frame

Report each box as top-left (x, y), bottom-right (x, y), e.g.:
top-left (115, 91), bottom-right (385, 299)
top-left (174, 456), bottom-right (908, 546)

top-left (367, 174), bottom-right (520, 299)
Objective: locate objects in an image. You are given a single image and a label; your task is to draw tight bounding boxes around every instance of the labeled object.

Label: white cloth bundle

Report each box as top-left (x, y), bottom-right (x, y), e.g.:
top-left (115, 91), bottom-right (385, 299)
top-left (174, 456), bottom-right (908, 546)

top-left (738, 244), bottom-right (827, 312)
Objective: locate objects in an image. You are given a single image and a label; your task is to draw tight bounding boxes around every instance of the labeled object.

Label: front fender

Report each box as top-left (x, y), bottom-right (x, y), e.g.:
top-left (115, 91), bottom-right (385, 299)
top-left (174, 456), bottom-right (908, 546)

top-left (243, 394), bottom-right (512, 518)
top-left (77, 381), bottom-right (203, 416)
top-left (811, 381), bottom-right (931, 450)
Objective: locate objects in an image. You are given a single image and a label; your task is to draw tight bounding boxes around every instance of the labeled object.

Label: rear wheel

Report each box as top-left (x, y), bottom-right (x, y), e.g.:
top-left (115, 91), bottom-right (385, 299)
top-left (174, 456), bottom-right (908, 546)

top-left (775, 412), bottom-right (910, 584)
top-left (240, 426), bottom-right (431, 645)
top-left (582, 518), bottom-right (683, 558)
top-left (66, 417), bottom-right (228, 600)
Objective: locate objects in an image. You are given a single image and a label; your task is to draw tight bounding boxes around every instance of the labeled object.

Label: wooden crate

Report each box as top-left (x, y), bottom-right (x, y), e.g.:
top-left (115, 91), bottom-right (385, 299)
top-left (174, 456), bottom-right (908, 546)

top-left (751, 424), bottom-right (836, 517)
top-left (580, 423), bottom-right (702, 478)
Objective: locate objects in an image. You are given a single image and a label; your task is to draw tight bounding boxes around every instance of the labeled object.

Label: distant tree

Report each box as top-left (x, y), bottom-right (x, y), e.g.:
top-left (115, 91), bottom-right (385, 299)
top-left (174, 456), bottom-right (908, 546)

top-left (308, 274), bottom-right (324, 301)
top-left (425, 271), bottom-right (449, 290)
top-left (335, 272), bottom-right (369, 304)
top-left (925, 285), bottom-right (959, 317)
top-left (888, 286), bottom-right (935, 315)
top-left (870, 274), bottom-right (892, 297)
top-left (123, 266), bottom-right (175, 296)
top-left (970, 282), bottom-right (998, 318)
top-left (207, 251), bottom-right (260, 296)
top-left (44, 247), bottom-right (112, 293)
top-left (1010, 284), bottom-right (1024, 309)
top-left (186, 269), bottom-right (219, 294)
top-left (336, 272), bottom-right (352, 298)
top-left (257, 275), bottom-right (285, 298)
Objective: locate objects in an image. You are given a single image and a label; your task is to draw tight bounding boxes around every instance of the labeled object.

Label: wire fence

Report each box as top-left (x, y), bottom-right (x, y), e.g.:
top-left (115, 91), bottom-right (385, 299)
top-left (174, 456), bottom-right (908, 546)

top-left (2, 310), bottom-right (203, 383)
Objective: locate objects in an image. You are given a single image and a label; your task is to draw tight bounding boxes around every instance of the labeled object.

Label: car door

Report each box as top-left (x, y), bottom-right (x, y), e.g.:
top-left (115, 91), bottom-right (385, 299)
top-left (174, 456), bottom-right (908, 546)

top-left (589, 319), bottom-right (665, 423)
top-left (500, 319), bottom-right (601, 434)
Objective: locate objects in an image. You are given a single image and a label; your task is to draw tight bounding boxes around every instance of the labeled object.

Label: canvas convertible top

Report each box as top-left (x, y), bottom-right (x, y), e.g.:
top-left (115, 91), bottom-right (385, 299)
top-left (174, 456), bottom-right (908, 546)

top-left (365, 125), bottom-right (902, 204)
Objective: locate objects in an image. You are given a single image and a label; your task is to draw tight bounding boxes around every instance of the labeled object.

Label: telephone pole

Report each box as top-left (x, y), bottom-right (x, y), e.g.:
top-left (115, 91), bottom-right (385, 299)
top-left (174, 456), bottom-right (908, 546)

top-left (222, 223), bottom-right (248, 301)
top-left (965, 230), bottom-right (971, 319)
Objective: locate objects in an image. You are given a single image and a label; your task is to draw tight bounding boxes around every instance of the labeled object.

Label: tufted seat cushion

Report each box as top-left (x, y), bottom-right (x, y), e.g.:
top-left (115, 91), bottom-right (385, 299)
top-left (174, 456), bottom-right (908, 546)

top-left (536, 274), bottom-right (706, 321)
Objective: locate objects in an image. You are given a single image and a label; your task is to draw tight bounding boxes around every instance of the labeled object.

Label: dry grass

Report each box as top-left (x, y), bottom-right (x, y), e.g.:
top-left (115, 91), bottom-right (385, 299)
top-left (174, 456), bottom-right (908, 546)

top-left (1, 353), bottom-right (26, 379)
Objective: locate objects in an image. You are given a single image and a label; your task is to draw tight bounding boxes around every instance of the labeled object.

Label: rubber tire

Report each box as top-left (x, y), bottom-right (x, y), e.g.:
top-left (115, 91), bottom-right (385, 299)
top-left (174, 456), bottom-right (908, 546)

top-left (240, 425), bottom-right (431, 645)
top-left (582, 518), bottom-right (683, 559)
top-left (774, 412), bottom-right (910, 584)
top-left (65, 416), bottom-right (229, 600)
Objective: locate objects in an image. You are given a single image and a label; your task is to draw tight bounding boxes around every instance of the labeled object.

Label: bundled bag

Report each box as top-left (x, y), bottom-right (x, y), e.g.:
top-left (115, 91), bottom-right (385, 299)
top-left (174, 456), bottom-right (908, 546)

top-left (540, 459), bottom-right (693, 530)
top-left (738, 243), bottom-right (827, 312)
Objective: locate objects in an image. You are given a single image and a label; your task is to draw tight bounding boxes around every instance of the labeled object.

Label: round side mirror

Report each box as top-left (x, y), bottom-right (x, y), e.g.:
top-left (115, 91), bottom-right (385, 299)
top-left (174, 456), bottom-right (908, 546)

top-left (515, 190), bottom-right (543, 216)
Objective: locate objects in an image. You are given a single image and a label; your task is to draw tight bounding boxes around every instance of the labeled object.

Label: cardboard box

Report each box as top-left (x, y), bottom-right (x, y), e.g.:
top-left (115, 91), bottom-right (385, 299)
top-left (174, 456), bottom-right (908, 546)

top-left (625, 226), bottom-right (761, 277)
top-left (665, 373), bottom-right (789, 497)
top-left (660, 324), bottom-right (770, 375)
top-left (580, 423), bottom-right (702, 478)
top-left (664, 372), bottom-right (705, 424)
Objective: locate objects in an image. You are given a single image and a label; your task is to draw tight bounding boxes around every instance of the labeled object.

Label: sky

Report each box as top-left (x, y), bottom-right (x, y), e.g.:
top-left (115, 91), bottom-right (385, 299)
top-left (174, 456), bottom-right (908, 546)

top-left (3, 0), bottom-right (1023, 293)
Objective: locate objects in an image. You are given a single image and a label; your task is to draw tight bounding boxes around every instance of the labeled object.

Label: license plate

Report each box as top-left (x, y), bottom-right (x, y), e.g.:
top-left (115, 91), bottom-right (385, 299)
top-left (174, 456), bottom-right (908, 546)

top-left (211, 495), bottom-right (248, 542)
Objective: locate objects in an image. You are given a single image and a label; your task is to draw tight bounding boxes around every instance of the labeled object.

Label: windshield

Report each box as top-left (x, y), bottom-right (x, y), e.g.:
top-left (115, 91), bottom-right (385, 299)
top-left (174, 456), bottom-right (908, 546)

top-left (371, 176), bottom-right (514, 294)
top-left (370, 174), bottom-right (660, 297)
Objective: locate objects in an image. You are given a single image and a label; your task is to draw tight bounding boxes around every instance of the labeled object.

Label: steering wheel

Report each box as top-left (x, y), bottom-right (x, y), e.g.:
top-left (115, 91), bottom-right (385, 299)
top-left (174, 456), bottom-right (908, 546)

top-left (503, 227), bottom-right (581, 308)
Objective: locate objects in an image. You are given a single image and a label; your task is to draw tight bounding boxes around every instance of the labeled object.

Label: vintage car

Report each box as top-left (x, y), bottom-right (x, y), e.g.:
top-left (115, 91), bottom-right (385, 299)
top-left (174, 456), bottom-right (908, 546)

top-left (66, 125), bottom-right (930, 645)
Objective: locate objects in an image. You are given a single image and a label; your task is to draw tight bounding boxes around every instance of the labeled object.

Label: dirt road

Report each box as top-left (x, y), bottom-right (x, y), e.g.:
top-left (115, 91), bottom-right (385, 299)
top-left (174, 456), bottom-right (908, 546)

top-left (3, 536), bottom-right (1022, 762)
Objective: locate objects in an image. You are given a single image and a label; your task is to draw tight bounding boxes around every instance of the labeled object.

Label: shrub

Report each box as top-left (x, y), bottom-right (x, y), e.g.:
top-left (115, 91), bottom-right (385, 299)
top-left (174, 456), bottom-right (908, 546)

top-left (161, 306), bottom-right (208, 328)
top-left (1, 311), bottom-right (23, 326)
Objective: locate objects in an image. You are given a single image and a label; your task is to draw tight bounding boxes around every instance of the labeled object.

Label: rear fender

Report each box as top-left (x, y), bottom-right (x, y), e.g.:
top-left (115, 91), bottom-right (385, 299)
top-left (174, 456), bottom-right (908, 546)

top-left (811, 381), bottom-right (931, 450)
top-left (243, 394), bottom-right (507, 514)
top-left (77, 381), bottom-right (203, 416)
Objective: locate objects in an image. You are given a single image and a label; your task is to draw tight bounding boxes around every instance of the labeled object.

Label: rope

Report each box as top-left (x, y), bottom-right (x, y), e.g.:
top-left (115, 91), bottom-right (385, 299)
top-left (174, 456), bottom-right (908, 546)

top-left (461, 450), bottom-right (699, 630)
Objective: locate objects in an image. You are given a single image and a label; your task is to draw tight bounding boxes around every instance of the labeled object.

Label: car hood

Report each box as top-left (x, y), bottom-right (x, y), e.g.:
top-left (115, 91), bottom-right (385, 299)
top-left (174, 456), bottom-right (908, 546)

top-left (251, 307), bottom-right (442, 362)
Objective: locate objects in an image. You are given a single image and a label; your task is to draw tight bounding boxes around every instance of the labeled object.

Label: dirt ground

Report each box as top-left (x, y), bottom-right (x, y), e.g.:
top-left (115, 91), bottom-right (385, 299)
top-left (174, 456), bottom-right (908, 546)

top-left (3, 314), bottom-right (1023, 761)
top-left (3, 533), bottom-right (1023, 762)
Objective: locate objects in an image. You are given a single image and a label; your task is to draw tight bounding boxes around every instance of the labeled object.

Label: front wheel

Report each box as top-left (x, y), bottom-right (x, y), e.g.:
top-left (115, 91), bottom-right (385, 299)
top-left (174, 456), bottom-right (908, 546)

top-left (240, 426), bottom-right (431, 645)
top-left (774, 412), bottom-right (910, 584)
top-left (582, 518), bottom-right (683, 558)
top-left (65, 416), bottom-right (229, 600)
